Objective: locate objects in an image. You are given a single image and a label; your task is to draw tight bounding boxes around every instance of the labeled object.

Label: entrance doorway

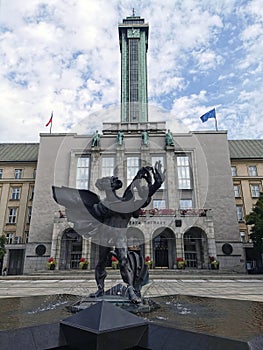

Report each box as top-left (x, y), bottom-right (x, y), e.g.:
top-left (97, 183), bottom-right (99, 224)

top-left (183, 227), bottom-right (208, 269)
top-left (153, 228), bottom-right (176, 268)
top-left (60, 229), bottom-right (82, 270)
top-left (8, 249), bottom-right (24, 275)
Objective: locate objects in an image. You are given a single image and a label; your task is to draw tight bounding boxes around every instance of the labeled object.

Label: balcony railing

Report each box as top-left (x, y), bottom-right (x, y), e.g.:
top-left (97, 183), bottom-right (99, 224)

top-left (56, 208), bottom-right (212, 220)
top-left (138, 208), bottom-right (211, 217)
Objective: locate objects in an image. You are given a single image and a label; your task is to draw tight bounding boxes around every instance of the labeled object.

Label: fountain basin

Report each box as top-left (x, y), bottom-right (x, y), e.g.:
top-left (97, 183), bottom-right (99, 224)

top-left (0, 294), bottom-right (262, 349)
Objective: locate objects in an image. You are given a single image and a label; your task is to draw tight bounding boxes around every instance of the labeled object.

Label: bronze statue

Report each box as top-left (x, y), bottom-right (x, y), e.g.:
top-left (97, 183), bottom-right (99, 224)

top-left (165, 129), bottom-right (174, 146)
top-left (116, 131), bottom-right (124, 145)
top-left (141, 130), bottom-right (149, 145)
top-left (52, 161), bottom-right (165, 303)
top-left (91, 130), bottom-right (100, 147)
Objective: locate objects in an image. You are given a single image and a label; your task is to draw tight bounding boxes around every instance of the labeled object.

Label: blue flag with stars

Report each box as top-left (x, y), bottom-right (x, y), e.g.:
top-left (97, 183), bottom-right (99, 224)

top-left (200, 108), bottom-right (216, 123)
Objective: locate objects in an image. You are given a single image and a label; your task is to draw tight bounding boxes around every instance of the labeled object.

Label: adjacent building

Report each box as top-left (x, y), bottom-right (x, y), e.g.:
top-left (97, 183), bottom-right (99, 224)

top-left (24, 15), bottom-right (245, 274)
top-left (229, 139), bottom-right (263, 270)
top-left (0, 143), bottom-right (38, 274)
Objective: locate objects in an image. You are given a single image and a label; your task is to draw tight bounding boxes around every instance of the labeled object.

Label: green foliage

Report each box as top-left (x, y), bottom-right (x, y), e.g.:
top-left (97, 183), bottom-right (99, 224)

top-left (245, 193), bottom-right (263, 252)
top-left (0, 235), bottom-right (7, 260)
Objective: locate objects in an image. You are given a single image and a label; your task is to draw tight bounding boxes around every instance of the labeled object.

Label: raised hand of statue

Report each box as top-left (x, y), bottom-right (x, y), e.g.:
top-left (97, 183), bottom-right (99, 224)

top-left (154, 160), bottom-right (166, 182)
top-left (148, 161), bottom-right (166, 196)
top-left (134, 166), bottom-right (153, 185)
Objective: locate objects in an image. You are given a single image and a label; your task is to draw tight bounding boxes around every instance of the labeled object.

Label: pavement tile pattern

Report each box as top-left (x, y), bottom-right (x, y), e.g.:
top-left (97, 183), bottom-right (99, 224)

top-left (0, 272), bottom-right (262, 302)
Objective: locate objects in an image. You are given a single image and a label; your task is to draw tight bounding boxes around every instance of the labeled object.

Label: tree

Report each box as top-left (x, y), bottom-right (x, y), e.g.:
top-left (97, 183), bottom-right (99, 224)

top-left (245, 193), bottom-right (263, 253)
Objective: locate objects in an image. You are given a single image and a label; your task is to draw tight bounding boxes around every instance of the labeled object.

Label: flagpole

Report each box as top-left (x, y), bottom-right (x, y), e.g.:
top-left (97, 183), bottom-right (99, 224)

top-left (215, 116), bottom-right (218, 131)
top-left (50, 111), bottom-right (53, 134)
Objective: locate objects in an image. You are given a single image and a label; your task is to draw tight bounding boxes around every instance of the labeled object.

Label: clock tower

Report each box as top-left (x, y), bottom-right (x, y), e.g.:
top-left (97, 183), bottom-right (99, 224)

top-left (118, 14), bottom-right (149, 123)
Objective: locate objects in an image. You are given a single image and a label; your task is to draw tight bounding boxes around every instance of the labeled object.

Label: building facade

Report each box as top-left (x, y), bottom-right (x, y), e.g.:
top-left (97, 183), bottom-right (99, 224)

top-left (23, 125), bottom-right (245, 273)
top-left (229, 139), bottom-right (263, 270)
top-left (24, 15), bottom-right (245, 273)
top-left (0, 143), bottom-right (38, 275)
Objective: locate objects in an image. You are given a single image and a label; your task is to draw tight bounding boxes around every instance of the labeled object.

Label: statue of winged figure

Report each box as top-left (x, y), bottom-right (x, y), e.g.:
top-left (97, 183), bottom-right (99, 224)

top-left (52, 161), bottom-right (165, 303)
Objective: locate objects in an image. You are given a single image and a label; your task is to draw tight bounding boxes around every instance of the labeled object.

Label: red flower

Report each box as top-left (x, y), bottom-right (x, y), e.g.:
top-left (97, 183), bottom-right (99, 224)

top-left (111, 256), bottom-right (118, 262)
top-left (48, 257), bottom-right (54, 263)
top-left (145, 256), bottom-right (151, 262)
top-left (79, 257), bottom-right (86, 263)
top-left (176, 257), bottom-right (184, 262)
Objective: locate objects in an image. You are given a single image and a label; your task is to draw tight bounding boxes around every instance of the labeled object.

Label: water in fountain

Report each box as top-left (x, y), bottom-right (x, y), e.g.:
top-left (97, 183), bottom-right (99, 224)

top-left (1, 293), bottom-right (263, 342)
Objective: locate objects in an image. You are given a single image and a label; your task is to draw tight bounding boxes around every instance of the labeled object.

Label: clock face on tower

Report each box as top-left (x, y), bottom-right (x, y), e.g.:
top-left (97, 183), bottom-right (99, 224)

top-left (127, 28), bottom-right (140, 38)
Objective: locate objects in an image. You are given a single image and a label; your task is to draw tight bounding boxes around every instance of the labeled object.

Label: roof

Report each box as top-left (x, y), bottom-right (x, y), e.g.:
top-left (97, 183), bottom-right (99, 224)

top-left (228, 140), bottom-right (263, 159)
top-left (0, 143), bottom-right (39, 162)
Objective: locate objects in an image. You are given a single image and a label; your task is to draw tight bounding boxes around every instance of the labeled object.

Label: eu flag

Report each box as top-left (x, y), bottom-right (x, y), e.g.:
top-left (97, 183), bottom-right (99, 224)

top-left (200, 108), bottom-right (216, 123)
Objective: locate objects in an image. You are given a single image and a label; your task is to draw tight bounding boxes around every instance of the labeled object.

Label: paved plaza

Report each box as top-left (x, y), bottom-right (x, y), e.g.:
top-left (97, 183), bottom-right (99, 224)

top-left (0, 271), bottom-right (263, 302)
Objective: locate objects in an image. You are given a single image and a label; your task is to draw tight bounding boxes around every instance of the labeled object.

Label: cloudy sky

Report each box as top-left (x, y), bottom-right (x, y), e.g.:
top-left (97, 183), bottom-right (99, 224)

top-left (0, 0), bottom-right (263, 142)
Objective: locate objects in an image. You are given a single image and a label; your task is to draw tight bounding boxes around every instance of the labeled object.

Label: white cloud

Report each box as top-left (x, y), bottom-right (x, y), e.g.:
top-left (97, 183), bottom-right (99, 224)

top-left (0, 0), bottom-right (262, 141)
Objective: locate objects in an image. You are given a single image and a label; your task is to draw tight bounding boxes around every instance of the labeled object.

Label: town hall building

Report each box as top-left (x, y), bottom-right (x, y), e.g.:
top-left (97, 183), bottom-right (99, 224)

top-left (24, 14), bottom-right (245, 273)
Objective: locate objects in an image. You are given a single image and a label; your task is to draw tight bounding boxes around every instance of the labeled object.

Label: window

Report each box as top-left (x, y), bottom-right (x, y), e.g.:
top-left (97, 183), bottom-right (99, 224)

top-left (0, 169), bottom-right (3, 179)
top-left (233, 185), bottom-right (240, 198)
top-left (101, 157), bottom-right (115, 177)
top-left (8, 208), bottom-right (17, 224)
top-left (24, 231), bottom-right (29, 243)
top-left (153, 199), bottom-right (166, 209)
top-left (177, 156), bottom-right (192, 189)
top-left (11, 187), bottom-right (21, 200)
top-left (248, 166), bottom-right (257, 176)
top-left (27, 207), bottom-right (32, 223)
top-left (14, 236), bottom-right (22, 244)
top-left (180, 199), bottom-right (193, 209)
top-left (236, 206), bottom-right (243, 222)
top-left (6, 233), bottom-right (14, 244)
top-left (129, 39), bottom-right (139, 120)
top-left (231, 166), bottom-right (237, 176)
top-left (126, 157), bottom-right (140, 185)
top-left (152, 156), bottom-right (165, 189)
top-left (76, 157), bottom-right (90, 189)
top-left (14, 169), bottom-right (22, 179)
top-left (250, 184), bottom-right (260, 198)
top-left (240, 231), bottom-right (246, 243)
top-left (30, 186), bottom-right (34, 200)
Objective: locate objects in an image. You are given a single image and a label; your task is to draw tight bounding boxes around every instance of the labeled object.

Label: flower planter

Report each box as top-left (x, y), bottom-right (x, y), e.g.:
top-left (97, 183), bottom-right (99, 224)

top-left (176, 258), bottom-right (187, 269)
top-left (47, 257), bottom-right (57, 270)
top-left (211, 262), bottom-right (219, 270)
top-left (79, 258), bottom-right (89, 270)
top-left (145, 262), bottom-right (152, 269)
top-left (177, 261), bottom-right (186, 269)
top-left (112, 261), bottom-right (119, 269)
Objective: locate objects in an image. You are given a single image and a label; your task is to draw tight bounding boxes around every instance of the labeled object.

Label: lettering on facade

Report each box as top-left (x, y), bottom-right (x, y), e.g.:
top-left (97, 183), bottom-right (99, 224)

top-left (129, 220), bottom-right (166, 225)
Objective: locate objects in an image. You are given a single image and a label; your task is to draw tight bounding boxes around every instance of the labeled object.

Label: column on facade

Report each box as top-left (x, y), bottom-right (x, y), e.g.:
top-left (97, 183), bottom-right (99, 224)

top-left (144, 234), bottom-right (151, 260)
top-left (115, 142), bottom-right (125, 180)
top-left (87, 238), bottom-right (92, 266)
top-left (175, 232), bottom-right (184, 260)
top-left (89, 149), bottom-right (101, 193)
top-left (165, 147), bottom-right (177, 209)
top-left (206, 220), bottom-right (217, 258)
